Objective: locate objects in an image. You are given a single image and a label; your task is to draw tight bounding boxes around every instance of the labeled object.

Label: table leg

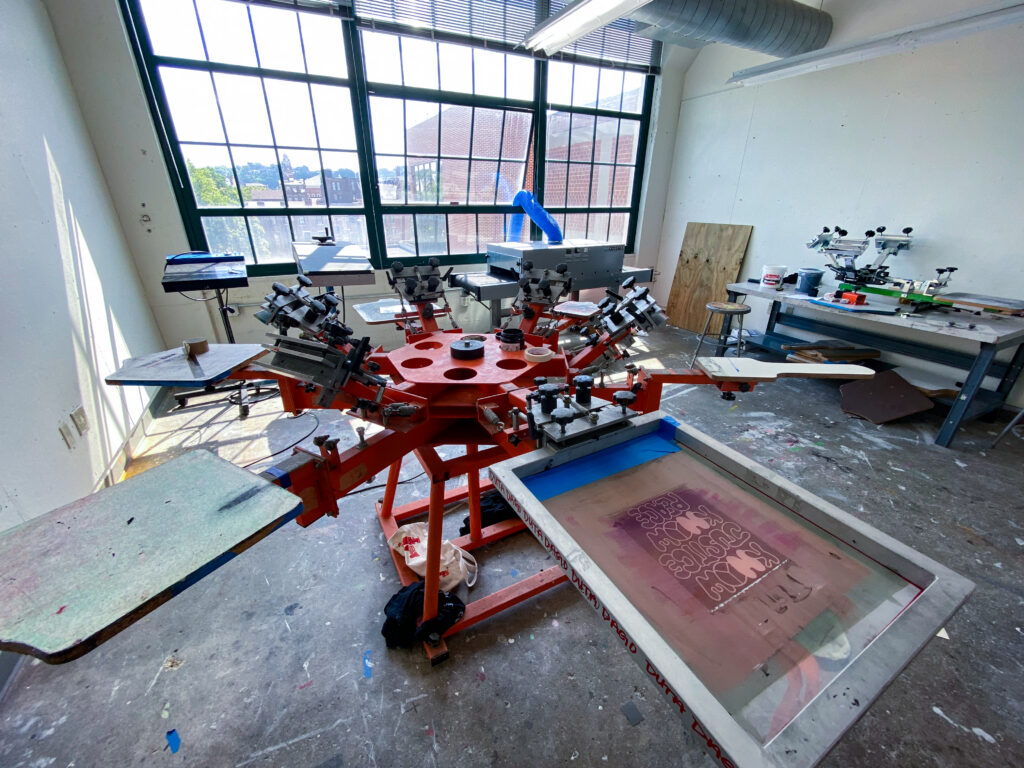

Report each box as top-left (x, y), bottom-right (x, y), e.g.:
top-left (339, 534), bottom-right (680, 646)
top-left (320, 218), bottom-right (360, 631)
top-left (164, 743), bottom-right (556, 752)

top-left (936, 343), bottom-right (998, 448)
top-left (766, 299), bottom-right (782, 334)
top-left (997, 342), bottom-right (1024, 397)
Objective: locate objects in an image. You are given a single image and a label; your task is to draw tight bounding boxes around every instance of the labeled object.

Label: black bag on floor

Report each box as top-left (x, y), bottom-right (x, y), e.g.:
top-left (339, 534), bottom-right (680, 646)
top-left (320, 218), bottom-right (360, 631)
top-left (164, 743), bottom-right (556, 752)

top-left (458, 490), bottom-right (518, 536)
top-left (381, 582), bottom-right (466, 649)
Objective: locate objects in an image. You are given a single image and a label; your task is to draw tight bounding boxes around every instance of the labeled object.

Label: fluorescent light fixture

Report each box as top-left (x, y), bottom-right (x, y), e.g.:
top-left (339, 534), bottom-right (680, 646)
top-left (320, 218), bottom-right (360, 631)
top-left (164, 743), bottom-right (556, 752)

top-left (729, 0), bottom-right (1024, 86)
top-left (524, 0), bottom-right (655, 55)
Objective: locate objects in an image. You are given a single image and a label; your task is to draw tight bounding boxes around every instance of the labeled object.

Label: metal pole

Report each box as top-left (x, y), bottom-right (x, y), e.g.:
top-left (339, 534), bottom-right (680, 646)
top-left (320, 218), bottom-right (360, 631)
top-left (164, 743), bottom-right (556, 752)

top-left (216, 289), bottom-right (235, 344)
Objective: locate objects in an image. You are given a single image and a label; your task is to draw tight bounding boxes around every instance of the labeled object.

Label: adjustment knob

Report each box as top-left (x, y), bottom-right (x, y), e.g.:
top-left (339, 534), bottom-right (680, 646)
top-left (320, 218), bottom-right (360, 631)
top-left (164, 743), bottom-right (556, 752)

top-left (903, 227), bottom-right (913, 234)
top-left (522, 260), bottom-right (533, 271)
top-left (555, 263), bottom-right (568, 274)
top-left (613, 390), bottom-right (637, 414)
top-left (322, 293), bottom-right (339, 307)
top-left (297, 274), bottom-right (313, 287)
top-left (427, 276), bottom-right (440, 290)
top-left (865, 230), bottom-right (875, 238)
top-left (573, 374), bottom-right (594, 406)
top-left (822, 227), bottom-right (831, 233)
top-left (837, 229), bottom-right (848, 237)
top-left (272, 282), bottom-right (290, 296)
top-left (428, 257), bottom-right (440, 268)
top-left (534, 376), bottom-right (548, 387)
top-left (392, 261), bottom-right (405, 274)
top-left (876, 225), bottom-right (886, 233)
top-left (551, 407), bottom-right (575, 435)
top-left (621, 276), bottom-right (636, 290)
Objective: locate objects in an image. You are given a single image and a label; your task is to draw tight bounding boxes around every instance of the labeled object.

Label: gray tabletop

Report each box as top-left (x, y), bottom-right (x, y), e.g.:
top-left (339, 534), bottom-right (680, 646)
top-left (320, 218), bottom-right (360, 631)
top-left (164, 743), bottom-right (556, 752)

top-left (728, 283), bottom-right (1024, 345)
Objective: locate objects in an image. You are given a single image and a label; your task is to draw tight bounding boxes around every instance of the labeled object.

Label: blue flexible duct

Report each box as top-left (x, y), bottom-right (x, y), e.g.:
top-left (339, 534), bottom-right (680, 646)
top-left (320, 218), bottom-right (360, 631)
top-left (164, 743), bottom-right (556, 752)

top-left (508, 190), bottom-right (563, 244)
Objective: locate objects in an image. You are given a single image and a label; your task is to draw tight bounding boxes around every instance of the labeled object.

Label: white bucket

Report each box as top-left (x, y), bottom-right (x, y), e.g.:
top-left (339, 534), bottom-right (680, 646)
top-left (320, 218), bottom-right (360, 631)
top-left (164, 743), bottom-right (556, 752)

top-left (760, 265), bottom-right (787, 289)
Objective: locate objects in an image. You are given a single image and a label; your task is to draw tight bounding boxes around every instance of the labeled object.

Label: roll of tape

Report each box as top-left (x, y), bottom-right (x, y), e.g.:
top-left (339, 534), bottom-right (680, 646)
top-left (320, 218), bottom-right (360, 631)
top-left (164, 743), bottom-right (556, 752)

top-left (525, 347), bottom-right (554, 363)
top-left (182, 337), bottom-right (209, 358)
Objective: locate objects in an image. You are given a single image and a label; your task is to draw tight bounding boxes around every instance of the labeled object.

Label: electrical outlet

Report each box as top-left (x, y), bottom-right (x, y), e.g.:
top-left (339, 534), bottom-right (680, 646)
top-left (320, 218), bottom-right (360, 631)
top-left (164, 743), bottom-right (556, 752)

top-left (70, 405), bottom-right (89, 435)
top-left (58, 422), bottom-right (76, 450)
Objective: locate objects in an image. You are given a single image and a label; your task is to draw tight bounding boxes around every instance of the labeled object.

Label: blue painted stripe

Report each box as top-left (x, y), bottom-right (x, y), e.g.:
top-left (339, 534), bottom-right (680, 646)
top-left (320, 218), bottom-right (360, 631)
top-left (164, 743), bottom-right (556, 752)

top-left (263, 466), bottom-right (292, 489)
top-left (523, 420), bottom-right (681, 502)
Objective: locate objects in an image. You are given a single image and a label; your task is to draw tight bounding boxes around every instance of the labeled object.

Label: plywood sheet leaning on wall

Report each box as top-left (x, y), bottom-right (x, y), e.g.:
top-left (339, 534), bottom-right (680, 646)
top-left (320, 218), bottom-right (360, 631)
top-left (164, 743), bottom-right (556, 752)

top-left (665, 223), bottom-right (752, 332)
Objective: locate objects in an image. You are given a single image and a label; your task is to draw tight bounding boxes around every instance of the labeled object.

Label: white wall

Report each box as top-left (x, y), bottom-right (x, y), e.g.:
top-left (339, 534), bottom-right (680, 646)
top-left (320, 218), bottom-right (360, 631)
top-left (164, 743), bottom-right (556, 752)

top-left (0, 0), bottom-right (165, 532)
top-left (652, 0), bottom-right (1024, 399)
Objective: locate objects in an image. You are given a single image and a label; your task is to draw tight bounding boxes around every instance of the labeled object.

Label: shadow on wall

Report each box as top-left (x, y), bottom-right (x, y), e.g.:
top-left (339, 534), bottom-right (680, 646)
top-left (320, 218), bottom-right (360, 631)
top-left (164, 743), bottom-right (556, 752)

top-left (45, 137), bottom-right (151, 485)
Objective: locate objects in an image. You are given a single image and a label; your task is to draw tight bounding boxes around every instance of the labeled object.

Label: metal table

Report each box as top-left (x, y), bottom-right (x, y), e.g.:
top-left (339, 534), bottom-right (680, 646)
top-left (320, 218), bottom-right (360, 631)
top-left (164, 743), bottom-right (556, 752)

top-left (723, 283), bottom-right (1024, 447)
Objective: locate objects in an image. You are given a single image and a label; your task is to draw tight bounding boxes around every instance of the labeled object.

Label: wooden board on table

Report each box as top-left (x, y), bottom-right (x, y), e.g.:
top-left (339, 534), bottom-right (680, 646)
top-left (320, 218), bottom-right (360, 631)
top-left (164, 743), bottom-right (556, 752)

top-left (665, 223), bottom-right (751, 332)
top-left (0, 450), bottom-right (303, 663)
top-left (840, 369), bottom-right (935, 424)
top-left (697, 356), bottom-right (875, 382)
top-left (105, 344), bottom-right (266, 387)
top-left (933, 292), bottom-right (1024, 314)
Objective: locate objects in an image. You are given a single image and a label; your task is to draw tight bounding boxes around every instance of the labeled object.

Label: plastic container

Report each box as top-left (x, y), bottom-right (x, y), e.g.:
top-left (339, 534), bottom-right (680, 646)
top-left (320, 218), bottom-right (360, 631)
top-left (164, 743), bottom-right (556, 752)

top-left (760, 265), bottom-right (787, 290)
top-left (796, 267), bottom-right (824, 294)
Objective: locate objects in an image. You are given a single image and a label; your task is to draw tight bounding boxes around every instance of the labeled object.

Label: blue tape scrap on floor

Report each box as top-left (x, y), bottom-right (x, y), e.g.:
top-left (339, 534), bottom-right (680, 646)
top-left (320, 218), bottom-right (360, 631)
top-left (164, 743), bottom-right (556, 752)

top-left (523, 419), bottom-right (681, 502)
top-left (166, 729), bottom-right (180, 754)
top-left (362, 649), bottom-right (373, 678)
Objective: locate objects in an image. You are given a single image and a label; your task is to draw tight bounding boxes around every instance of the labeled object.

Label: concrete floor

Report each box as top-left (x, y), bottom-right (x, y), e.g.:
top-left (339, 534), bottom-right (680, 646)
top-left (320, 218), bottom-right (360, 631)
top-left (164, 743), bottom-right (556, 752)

top-left (1, 326), bottom-right (1022, 768)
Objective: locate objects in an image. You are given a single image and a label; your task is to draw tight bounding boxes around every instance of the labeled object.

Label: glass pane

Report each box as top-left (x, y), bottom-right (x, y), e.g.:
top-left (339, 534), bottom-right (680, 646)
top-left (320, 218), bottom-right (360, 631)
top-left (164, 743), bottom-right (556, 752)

top-left (472, 109), bottom-right (504, 160)
top-left (546, 111), bottom-right (571, 160)
top-left (370, 97), bottom-right (404, 154)
top-left (594, 117), bottom-right (619, 164)
top-left (438, 43), bottom-right (473, 94)
top-left (265, 79), bottom-right (317, 147)
top-left (233, 147), bottom-right (283, 207)
top-left (506, 54), bottom-right (534, 101)
top-left (248, 216), bottom-right (293, 263)
top-left (469, 160), bottom-right (499, 204)
top-left (213, 73), bottom-right (271, 145)
top-left (501, 111), bottom-right (532, 161)
top-left (311, 85), bottom-right (356, 150)
top-left (608, 212), bottom-right (629, 244)
top-left (362, 31), bottom-right (402, 85)
top-left (330, 215), bottom-right (370, 252)
top-left (402, 37), bottom-right (439, 90)
top-left (617, 119), bottom-right (641, 164)
top-left (196, 0), bottom-right (256, 67)
top-left (376, 156), bottom-right (406, 203)
top-left (440, 159), bottom-right (469, 204)
top-left (564, 213), bottom-right (588, 239)
top-left (160, 69), bottom-right (223, 143)
top-left (250, 6), bottom-right (305, 73)
top-left (383, 213), bottom-right (415, 258)
top-left (407, 157), bottom-right (439, 204)
top-left (590, 164), bottom-right (614, 208)
top-left (447, 214), bottom-right (477, 255)
top-left (572, 64), bottom-right (600, 108)
top-left (567, 163), bottom-right (592, 207)
top-left (588, 212), bottom-right (610, 241)
top-left (280, 149), bottom-right (323, 207)
top-left (321, 151), bottom-right (362, 207)
top-left (478, 214), bottom-right (507, 250)
top-left (300, 13), bottom-right (347, 78)
top-left (547, 61), bottom-right (573, 106)
top-left (440, 105), bottom-right (472, 157)
top-left (597, 67), bottom-right (624, 111)
top-left (622, 71), bottom-right (645, 112)
top-left (202, 216), bottom-right (253, 262)
top-left (497, 162), bottom-right (526, 203)
top-left (416, 214), bottom-right (447, 256)
top-left (473, 49), bottom-right (505, 97)
top-left (543, 162), bottom-right (567, 207)
top-left (612, 165), bottom-right (634, 206)
top-left (291, 214), bottom-right (329, 242)
top-left (569, 114), bottom-right (595, 162)
top-left (406, 101), bottom-right (440, 156)
top-left (141, 0), bottom-right (205, 60)
top-left (182, 144), bottom-right (239, 208)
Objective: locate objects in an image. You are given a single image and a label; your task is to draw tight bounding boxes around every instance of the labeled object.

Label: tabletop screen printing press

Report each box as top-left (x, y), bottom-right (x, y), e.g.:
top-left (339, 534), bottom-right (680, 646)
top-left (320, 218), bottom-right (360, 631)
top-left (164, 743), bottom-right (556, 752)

top-left (0, 208), bottom-right (972, 767)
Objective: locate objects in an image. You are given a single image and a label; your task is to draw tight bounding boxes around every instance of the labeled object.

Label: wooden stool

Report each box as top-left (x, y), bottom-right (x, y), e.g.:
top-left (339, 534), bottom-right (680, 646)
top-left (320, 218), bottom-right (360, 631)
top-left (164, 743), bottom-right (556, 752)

top-left (689, 301), bottom-right (752, 367)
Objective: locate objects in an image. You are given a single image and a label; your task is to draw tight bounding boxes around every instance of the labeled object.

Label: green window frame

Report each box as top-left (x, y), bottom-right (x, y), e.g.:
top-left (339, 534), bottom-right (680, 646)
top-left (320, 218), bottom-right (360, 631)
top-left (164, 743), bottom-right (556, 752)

top-left (120, 0), bottom-right (656, 275)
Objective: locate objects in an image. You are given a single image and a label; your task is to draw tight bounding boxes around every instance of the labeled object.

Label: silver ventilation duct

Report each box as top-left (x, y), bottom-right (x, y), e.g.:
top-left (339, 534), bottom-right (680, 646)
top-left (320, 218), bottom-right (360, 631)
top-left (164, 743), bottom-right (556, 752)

top-left (629, 0), bottom-right (833, 57)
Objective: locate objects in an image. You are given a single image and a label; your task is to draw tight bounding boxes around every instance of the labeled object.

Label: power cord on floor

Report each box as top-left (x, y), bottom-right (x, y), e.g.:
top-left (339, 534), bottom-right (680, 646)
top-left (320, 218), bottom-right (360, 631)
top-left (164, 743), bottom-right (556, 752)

top-left (242, 412), bottom-right (321, 468)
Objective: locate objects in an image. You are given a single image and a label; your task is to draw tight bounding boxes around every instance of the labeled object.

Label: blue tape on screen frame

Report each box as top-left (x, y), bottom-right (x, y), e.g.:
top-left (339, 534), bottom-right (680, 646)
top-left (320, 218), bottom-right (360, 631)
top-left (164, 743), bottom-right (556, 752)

top-left (523, 419), bottom-right (681, 502)
top-left (263, 466), bottom-right (292, 488)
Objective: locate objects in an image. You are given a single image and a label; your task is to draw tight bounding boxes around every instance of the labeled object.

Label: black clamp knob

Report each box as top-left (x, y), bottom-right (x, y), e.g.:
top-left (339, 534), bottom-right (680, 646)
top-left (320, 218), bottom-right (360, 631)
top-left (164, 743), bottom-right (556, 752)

top-left (538, 383), bottom-right (563, 414)
top-left (392, 261), bottom-right (405, 274)
top-left (613, 390), bottom-right (637, 414)
top-left (551, 407), bottom-right (575, 435)
top-left (534, 376), bottom-right (548, 387)
top-left (555, 263), bottom-right (568, 275)
top-left (573, 374), bottom-right (594, 406)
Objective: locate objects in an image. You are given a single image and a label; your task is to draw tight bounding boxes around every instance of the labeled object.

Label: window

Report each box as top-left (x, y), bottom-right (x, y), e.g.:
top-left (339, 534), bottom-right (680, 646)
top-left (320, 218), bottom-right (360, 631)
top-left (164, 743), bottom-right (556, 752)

top-left (123, 0), bottom-right (655, 272)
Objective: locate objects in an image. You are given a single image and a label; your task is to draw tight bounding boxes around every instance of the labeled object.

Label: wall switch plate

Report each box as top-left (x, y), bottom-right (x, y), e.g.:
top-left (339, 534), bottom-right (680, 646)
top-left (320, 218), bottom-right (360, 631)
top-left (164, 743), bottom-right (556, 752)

top-left (58, 422), bottom-right (76, 450)
top-left (70, 406), bottom-right (89, 435)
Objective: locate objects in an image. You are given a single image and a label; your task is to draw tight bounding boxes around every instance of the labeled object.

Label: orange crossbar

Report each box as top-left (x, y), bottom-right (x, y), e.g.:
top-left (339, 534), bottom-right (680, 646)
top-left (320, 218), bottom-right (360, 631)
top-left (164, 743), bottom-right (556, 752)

top-left (389, 479), bottom-right (496, 522)
top-left (443, 566), bottom-right (568, 637)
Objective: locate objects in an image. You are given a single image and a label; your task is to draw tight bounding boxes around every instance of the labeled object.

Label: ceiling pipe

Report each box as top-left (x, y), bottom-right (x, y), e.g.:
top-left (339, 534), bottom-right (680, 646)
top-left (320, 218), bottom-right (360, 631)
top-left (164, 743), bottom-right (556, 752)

top-left (629, 0), bottom-right (833, 57)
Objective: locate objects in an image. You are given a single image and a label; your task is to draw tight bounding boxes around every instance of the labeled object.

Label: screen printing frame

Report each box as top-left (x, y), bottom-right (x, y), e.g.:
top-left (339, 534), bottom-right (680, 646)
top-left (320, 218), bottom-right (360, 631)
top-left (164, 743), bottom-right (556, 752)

top-left (489, 412), bottom-right (974, 768)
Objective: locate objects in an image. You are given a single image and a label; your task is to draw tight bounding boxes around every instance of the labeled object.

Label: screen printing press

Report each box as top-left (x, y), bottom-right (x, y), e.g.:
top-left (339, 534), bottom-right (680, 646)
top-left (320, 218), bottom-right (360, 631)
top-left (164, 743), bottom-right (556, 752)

top-left (490, 412), bottom-right (972, 768)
